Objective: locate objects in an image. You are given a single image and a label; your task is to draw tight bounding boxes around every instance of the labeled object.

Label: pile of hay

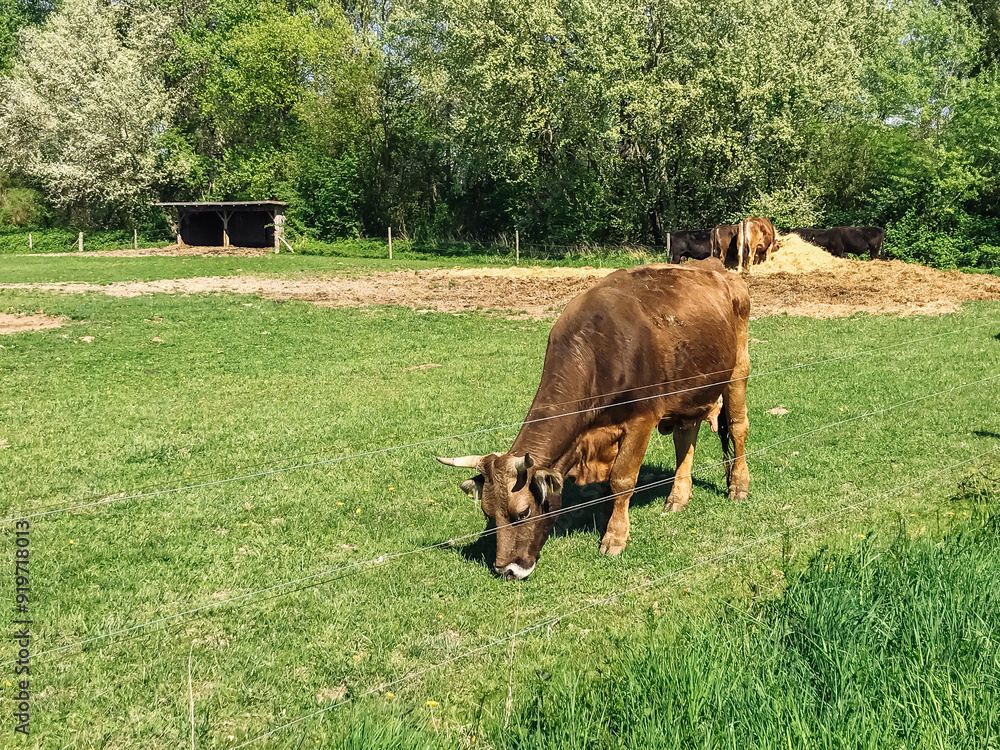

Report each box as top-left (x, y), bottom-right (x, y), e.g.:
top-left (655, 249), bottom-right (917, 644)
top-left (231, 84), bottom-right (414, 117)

top-left (753, 233), bottom-right (847, 274)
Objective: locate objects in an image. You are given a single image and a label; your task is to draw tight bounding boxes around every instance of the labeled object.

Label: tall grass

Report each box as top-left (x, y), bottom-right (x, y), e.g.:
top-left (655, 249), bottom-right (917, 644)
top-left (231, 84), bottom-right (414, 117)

top-left (497, 494), bottom-right (1000, 749)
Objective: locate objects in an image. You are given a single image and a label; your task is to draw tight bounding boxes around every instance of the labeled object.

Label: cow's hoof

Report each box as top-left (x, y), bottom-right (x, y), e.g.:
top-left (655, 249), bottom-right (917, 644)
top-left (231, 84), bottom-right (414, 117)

top-left (599, 538), bottom-right (627, 556)
top-left (663, 494), bottom-right (689, 512)
top-left (728, 486), bottom-right (749, 502)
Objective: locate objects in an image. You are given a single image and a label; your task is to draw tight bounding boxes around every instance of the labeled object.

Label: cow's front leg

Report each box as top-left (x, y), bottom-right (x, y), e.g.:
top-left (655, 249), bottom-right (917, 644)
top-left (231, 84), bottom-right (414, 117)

top-left (664, 421), bottom-right (700, 512)
top-left (600, 420), bottom-right (656, 556)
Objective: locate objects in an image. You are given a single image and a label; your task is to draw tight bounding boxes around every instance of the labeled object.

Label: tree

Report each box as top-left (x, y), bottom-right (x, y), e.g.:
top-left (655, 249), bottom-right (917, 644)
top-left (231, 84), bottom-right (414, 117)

top-left (0, 0), bottom-right (173, 225)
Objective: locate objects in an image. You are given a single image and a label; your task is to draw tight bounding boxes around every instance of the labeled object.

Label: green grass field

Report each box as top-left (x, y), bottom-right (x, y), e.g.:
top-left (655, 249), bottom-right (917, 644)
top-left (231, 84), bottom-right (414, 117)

top-left (1, 255), bottom-right (999, 748)
top-left (0, 237), bottom-right (659, 286)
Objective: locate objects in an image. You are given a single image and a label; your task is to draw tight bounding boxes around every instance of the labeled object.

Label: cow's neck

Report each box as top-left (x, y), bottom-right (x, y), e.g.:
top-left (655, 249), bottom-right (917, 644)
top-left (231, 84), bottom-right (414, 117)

top-left (509, 397), bottom-right (589, 475)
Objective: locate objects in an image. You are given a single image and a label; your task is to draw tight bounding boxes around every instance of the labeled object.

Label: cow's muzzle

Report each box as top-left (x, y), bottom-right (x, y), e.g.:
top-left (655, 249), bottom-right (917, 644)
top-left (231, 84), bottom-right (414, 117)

top-left (494, 562), bottom-right (535, 581)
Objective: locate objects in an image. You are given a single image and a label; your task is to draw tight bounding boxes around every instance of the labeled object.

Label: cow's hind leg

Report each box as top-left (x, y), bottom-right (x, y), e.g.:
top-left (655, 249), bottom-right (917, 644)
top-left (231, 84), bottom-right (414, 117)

top-left (723, 373), bottom-right (750, 502)
top-left (600, 418), bottom-right (656, 556)
top-left (664, 421), bottom-right (700, 512)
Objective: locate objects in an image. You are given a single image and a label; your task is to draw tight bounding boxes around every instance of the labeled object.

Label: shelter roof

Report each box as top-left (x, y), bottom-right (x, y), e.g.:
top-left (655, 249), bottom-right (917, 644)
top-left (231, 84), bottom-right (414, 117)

top-left (155, 201), bottom-right (286, 211)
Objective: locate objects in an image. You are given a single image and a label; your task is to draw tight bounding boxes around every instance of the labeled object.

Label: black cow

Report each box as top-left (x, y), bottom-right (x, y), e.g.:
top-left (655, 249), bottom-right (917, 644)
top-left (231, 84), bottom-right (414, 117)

top-left (791, 226), bottom-right (886, 260)
top-left (669, 229), bottom-right (713, 263)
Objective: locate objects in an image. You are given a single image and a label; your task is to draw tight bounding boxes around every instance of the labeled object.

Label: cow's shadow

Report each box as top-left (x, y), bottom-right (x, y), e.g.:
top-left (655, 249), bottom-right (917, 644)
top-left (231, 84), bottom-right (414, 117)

top-left (456, 463), bottom-right (723, 569)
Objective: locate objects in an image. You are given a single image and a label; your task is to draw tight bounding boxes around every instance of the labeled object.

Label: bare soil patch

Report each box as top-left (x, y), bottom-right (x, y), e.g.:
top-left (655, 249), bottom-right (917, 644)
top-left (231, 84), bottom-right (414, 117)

top-left (3, 253), bottom-right (999, 320)
top-left (0, 312), bottom-right (65, 334)
top-left (29, 245), bottom-right (273, 258)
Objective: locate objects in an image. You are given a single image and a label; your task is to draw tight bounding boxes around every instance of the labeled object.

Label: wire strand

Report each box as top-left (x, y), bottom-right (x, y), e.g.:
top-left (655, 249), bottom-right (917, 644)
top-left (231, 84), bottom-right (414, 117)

top-left (6, 319), bottom-right (996, 523)
top-left (13, 369), bottom-right (999, 668)
top-left (231, 445), bottom-right (1000, 748)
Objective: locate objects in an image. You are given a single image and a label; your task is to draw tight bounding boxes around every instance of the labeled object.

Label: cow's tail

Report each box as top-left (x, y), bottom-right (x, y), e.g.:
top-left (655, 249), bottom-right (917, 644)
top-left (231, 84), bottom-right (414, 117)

top-left (718, 399), bottom-right (735, 488)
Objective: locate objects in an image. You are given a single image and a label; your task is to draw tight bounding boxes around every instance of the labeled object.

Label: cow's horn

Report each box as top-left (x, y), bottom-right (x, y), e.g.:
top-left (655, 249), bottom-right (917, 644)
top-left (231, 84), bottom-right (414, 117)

top-left (513, 453), bottom-right (534, 473)
top-left (436, 455), bottom-right (483, 468)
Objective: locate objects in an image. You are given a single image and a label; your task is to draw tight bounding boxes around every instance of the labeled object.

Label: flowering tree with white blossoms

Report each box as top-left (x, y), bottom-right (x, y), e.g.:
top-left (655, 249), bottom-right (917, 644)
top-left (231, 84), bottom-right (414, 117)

top-left (0, 0), bottom-right (173, 224)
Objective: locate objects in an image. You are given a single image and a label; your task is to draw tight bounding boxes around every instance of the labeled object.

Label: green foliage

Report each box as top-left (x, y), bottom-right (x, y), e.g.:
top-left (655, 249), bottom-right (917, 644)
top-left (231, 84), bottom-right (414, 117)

top-left (0, 0), bottom-right (50, 72)
top-left (0, 227), bottom-right (175, 254)
top-left (0, 174), bottom-right (48, 227)
top-left (0, 0), bottom-right (998, 264)
top-left (289, 151), bottom-right (363, 239)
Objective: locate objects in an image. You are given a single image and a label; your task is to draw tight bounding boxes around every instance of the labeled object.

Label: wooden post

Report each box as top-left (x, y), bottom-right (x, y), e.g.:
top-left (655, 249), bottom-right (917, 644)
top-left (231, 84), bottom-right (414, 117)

top-left (28, 233), bottom-right (32, 250)
top-left (515, 229), bottom-right (520, 265)
top-left (78, 232), bottom-right (83, 253)
top-left (222, 212), bottom-right (231, 248)
top-left (273, 212), bottom-right (285, 254)
top-left (133, 228), bottom-right (138, 250)
top-left (666, 232), bottom-right (671, 262)
top-left (388, 226), bottom-right (393, 260)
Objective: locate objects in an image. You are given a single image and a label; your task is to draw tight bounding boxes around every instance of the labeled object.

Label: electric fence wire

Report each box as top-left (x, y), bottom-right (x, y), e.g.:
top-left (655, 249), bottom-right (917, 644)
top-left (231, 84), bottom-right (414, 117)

top-left (231, 443), bottom-right (1000, 748)
top-left (6, 318), bottom-right (998, 523)
top-left (9, 369), bottom-right (999, 669)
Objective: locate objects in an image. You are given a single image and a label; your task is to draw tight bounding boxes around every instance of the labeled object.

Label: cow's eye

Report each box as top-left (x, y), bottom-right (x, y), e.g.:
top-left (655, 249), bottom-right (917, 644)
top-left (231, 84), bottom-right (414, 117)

top-left (516, 508), bottom-right (530, 521)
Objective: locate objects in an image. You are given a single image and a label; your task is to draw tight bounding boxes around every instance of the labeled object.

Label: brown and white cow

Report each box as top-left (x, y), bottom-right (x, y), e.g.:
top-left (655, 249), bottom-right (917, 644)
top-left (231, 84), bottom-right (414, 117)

top-left (437, 258), bottom-right (750, 580)
top-left (736, 217), bottom-right (777, 273)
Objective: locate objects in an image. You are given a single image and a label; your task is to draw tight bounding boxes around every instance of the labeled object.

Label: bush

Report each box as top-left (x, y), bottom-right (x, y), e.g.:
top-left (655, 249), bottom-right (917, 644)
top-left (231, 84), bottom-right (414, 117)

top-left (0, 226), bottom-right (174, 254)
top-left (0, 186), bottom-right (48, 227)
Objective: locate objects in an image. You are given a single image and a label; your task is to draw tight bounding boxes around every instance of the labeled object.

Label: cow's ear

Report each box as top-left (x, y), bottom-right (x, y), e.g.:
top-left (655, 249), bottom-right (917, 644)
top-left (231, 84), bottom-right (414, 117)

top-left (531, 470), bottom-right (564, 510)
top-left (460, 475), bottom-right (485, 501)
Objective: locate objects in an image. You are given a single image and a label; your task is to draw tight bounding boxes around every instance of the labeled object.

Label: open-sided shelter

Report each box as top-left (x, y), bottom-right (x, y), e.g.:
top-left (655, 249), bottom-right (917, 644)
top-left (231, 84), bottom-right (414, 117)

top-left (156, 201), bottom-right (287, 250)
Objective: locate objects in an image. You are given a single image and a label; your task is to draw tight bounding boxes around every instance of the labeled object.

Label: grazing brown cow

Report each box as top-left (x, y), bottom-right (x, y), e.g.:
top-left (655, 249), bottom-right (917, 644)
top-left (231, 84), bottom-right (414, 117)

top-left (437, 258), bottom-right (751, 580)
top-left (710, 224), bottom-right (740, 265)
top-left (736, 217), bottom-right (777, 273)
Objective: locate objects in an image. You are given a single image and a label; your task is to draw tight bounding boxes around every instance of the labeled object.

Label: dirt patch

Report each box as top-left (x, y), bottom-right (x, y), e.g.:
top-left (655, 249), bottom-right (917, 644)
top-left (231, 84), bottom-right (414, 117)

top-left (28, 245), bottom-right (274, 258)
top-left (3, 259), bottom-right (1000, 319)
top-left (0, 312), bottom-right (65, 334)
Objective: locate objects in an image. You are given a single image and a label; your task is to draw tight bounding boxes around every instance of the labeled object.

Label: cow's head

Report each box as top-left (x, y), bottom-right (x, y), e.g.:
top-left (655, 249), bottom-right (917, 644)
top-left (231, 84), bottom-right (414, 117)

top-left (436, 452), bottom-right (564, 580)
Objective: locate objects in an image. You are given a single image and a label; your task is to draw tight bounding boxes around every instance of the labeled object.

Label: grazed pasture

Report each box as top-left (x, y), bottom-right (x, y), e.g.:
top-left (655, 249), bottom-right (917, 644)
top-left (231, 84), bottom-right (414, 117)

top-left (1, 252), bottom-right (999, 748)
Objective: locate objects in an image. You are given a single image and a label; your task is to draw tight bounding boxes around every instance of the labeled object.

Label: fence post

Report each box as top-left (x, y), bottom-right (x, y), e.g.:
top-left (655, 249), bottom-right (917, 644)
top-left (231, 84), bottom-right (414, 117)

top-left (78, 232), bottom-right (83, 253)
top-left (515, 229), bottom-right (520, 266)
top-left (29, 233), bottom-right (32, 250)
top-left (666, 232), bottom-right (671, 262)
top-left (133, 228), bottom-right (138, 250)
top-left (388, 226), bottom-right (393, 260)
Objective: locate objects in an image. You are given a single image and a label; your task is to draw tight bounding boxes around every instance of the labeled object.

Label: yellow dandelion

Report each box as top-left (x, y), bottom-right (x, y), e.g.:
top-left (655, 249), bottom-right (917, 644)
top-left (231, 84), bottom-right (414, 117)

top-left (428, 499), bottom-right (435, 504)
top-left (909, 513), bottom-right (917, 517)
top-left (857, 534), bottom-right (866, 539)
top-left (385, 692), bottom-right (395, 698)
top-left (355, 508), bottom-right (361, 515)
top-left (69, 539), bottom-right (74, 545)
top-left (947, 512), bottom-right (955, 516)
top-left (241, 523), bottom-right (248, 527)
top-left (426, 700), bottom-right (439, 707)
top-left (689, 529), bottom-right (696, 534)
top-left (5, 681), bottom-right (10, 687)
top-left (337, 502), bottom-right (344, 506)
top-left (388, 487), bottom-right (395, 492)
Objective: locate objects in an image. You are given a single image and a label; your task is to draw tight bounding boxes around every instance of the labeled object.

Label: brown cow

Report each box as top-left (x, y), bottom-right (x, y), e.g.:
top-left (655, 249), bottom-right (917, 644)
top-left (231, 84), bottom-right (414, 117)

top-left (736, 217), bottom-right (777, 273)
top-left (710, 224), bottom-right (740, 265)
top-left (437, 258), bottom-right (750, 580)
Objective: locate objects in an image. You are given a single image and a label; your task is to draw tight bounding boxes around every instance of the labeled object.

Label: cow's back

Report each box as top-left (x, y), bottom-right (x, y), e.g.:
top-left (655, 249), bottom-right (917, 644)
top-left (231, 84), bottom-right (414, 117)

top-left (543, 260), bottom-right (746, 425)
